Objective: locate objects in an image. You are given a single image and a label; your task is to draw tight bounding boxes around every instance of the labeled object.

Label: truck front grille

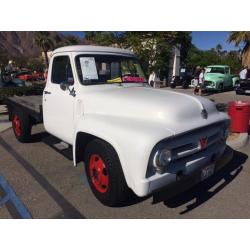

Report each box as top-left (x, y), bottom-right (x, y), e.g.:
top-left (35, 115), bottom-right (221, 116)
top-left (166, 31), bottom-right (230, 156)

top-left (146, 121), bottom-right (228, 178)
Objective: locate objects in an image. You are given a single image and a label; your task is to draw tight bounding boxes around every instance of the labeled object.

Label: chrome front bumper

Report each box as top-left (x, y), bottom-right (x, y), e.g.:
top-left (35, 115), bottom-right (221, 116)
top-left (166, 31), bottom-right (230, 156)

top-left (138, 144), bottom-right (233, 197)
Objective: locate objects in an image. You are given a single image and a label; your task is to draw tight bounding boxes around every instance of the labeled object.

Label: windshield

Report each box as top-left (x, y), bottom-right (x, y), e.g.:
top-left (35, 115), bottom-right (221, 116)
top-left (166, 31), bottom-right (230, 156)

top-left (75, 54), bottom-right (147, 85)
top-left (206, 67), bottom-right (225, 74)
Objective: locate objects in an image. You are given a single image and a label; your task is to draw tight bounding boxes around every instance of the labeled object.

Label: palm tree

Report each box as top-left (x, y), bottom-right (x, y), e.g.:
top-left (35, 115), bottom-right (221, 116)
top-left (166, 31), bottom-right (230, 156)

top-left (34, 31), bottom-right (54, 68)
top-left (215, 43), bottom-right (222, 55)
top-left (53, 33), bottom-right (64, 48)
top-left (228, 32), bottom-right (250, 67)
top-left (63, 35), bottom-right (79, 46)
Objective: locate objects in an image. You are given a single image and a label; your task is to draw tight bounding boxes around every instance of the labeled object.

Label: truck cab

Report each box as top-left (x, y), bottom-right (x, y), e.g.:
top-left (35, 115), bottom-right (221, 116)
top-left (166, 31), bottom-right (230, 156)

top-left (204, 65), bottom-right (239, 91)
top-left (8, 46), bottom-right (231, 206)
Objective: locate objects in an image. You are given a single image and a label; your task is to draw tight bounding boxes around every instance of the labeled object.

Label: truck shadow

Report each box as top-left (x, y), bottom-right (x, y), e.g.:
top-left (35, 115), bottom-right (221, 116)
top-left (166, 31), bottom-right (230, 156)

top-left (29, 131), bottom-right (50, 143)
top-left (202, 89), bottom-right (234, 96)
top-left (151, 150), bottom-right (247, 214)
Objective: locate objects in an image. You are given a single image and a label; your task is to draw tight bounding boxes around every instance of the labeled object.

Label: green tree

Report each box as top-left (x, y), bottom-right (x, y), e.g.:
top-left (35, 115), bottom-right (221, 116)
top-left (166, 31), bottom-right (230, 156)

top-left (34, 31), bottom-right (54, 68)
top-left (221, 51), bottom-right (241, 74)
top-left (85, 31), bottom-right (192, 78)
top-left (0, 48), bottom-right (8, 65)
top-left (186, 44), bottom-right (241, 73)
top-left (228, 31), bottom-right (250, 67)
top-left (63, 35), bottom-right (80, 46)
top-left (27, 57), bottom-right (45, 71)
top-left (85, 31), bottom-right (123, 46)
top-left (53, 34), bottom-right (80, 48)
top-left (53, 33), bottom-right (64, 48)
top-left (215, 43), bottom-right (223, 55)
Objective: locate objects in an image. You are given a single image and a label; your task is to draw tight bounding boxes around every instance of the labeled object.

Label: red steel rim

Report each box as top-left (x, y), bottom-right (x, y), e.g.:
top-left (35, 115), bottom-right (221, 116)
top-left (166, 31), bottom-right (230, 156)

top-left (13, 115), bottom-right (21, 137)
top-left (89, 154), bottom-right (109, 193)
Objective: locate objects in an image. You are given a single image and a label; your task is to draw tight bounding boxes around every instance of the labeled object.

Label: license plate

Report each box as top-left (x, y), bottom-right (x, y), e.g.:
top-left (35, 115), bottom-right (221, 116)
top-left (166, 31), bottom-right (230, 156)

top-left (201, 164), bottom-right (215, 181)
top-left (245, 90), bottom-right (250, 93)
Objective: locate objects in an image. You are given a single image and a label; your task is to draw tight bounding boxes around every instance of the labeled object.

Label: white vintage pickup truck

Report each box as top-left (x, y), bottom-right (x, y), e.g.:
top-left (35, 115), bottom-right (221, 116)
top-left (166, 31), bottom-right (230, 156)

top-left (6, 46), bottom-right (231, 206)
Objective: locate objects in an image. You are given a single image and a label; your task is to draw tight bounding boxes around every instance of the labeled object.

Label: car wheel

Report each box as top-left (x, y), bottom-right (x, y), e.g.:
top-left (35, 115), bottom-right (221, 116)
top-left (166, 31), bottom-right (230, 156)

top-left (12, 110), bottom-right (32, 142)
top-left (170, 84), bottom-right (176, 88)
top-left (84, 139), bottom-right (131, 206)
top-left (182, 82), bottom-right (188, 89)
top-left (218, 83), bottom-right (224, 92)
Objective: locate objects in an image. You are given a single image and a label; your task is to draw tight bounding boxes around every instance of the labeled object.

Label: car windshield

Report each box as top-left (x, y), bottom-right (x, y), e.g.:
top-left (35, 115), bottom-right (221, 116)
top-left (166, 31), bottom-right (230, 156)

top-left (75, 54), bottom-right (147, 85)
top-left (206, 67), bottom-right (225, 74)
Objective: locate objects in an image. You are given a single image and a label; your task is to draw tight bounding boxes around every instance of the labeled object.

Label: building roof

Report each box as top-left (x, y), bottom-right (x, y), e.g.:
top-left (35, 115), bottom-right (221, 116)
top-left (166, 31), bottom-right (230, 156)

top-left (52, 45), bottom-right (135, 56)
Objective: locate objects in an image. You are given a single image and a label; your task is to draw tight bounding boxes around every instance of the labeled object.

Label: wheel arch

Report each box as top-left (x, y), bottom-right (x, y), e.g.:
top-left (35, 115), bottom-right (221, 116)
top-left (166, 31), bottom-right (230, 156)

top-left (73, 130), bottom-right (131, 187)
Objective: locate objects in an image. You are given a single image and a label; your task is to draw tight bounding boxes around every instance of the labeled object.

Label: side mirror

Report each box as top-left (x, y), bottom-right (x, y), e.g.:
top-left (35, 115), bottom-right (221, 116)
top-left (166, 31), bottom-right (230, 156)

top-left (60, 81), bottom-right (70, 91)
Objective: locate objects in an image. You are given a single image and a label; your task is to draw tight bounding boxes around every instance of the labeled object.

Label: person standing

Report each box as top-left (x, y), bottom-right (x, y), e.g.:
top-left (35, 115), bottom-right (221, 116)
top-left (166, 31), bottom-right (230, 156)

top-left (198, 68), bottom-right (205, 95)
top-left (5, 60), bottom-right (14, 73)
top-left (194, 68), bottom-right (205, 95)
top-left (239, 66), bottom-right (248, 80)
top-left (148, 72), bottom-right (156, 87)
top-left (246, 67), bottom-right (250, 79)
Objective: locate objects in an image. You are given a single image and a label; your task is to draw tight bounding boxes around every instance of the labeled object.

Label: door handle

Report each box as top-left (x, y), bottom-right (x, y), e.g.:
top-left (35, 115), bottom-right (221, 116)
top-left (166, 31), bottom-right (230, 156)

top-left (44, 91), bottom-right (51, 95)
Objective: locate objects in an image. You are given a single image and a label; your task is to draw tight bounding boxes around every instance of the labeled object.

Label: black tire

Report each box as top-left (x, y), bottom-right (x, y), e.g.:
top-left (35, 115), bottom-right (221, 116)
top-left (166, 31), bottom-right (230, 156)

top-left (84, 139), bottom-right (130, 206)
top-left (218, 83), bottom-right (224, 92)
top-left (182, 82), bottom-right (189, 89)
top-left (170, 84), bottom-right (176, 89)
top-left (11, 109), bottom-right (32, 142)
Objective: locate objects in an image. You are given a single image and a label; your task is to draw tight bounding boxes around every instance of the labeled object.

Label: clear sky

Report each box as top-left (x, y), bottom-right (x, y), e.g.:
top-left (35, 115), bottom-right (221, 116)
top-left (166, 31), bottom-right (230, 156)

top-left (61, 31), bottom-right (241, 52)
top-left (192, 31), bottom-right (240, 51)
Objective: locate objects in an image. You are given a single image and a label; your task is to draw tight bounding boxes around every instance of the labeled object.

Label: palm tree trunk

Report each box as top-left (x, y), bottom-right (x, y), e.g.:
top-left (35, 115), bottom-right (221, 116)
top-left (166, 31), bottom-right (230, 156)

top-left (243, 49), bottom-right (250, 67)
top-left (44, 50), bottom-right (49, 68)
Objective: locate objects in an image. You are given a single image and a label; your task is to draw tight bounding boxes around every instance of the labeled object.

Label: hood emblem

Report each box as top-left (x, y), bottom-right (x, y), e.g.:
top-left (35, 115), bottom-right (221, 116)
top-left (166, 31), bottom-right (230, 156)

top-left (201, 109), bottom-right (208, 119)
top-left (199, 137), bottom-right (208, 150)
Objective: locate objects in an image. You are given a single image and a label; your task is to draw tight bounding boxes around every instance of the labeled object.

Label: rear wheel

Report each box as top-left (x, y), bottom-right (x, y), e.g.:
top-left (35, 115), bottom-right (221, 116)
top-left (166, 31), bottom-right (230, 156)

top-left (182, 81), bottom-right (189, 89)
top-left (12, 110), bottom-right (32, 142)
top-left (84, 139), bottom-right (130, 206)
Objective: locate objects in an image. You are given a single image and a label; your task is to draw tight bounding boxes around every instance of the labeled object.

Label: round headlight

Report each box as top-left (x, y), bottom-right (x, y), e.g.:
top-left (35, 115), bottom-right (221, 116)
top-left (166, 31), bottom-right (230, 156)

top-left (159, 149), bottom-right (172, 165)
top-left (152, 149), bottom-right (172, 174)
top-left (154, 149), bottom-right (172, 167)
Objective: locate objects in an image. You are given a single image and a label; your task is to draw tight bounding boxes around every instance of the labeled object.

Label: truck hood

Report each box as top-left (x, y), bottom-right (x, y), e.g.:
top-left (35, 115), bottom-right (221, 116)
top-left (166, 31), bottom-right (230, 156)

top-left (83, 85), bottom-right (227, 135)
top-left (205, 73), bottom-right (224, 82)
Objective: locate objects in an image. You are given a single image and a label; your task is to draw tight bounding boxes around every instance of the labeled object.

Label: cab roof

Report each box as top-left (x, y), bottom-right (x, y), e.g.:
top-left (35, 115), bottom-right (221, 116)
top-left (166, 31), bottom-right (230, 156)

top-left (52, 45), bottom-right (135, 56)
top-left (207, 65), bottom-right (229, 68)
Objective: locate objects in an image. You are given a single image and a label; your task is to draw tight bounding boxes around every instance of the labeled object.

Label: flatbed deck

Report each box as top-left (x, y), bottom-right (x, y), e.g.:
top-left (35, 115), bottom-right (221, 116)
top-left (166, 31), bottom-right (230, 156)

top-left (5, 95), bottom-right (43, 123)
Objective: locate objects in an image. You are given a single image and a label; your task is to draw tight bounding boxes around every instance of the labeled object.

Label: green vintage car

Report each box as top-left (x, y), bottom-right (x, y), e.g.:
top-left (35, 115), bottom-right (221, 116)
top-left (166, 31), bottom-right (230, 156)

top-left (204, 65), bottom-right (239, 91)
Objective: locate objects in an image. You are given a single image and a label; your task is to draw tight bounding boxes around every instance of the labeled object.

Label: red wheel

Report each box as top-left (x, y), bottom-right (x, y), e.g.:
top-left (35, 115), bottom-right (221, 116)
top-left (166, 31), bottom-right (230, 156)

top-left (11, 110), bottom-right (32, 142)
top-left (12, 114), bottom-right (22, 137)
top-left (84, 139), bottom-right (131, 206)
top-left (89, 154), bottom-right (109, 193)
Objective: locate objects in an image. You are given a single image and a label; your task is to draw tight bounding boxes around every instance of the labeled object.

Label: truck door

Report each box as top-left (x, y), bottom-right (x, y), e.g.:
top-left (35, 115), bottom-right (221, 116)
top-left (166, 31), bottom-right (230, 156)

top-left (43, 54), bottom-right (76, 144)
top-left (224, 67), bottom-right (232, 87)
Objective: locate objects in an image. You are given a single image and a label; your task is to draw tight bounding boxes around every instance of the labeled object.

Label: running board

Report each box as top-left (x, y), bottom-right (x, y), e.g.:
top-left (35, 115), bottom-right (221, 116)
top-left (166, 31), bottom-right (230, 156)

top-left (42, 135), bottom-right (73, 161)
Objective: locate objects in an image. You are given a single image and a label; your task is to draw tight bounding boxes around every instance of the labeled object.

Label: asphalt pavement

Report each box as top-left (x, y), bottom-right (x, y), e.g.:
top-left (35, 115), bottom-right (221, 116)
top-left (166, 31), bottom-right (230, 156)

top-left (0, 88), bottom-right (250, 218)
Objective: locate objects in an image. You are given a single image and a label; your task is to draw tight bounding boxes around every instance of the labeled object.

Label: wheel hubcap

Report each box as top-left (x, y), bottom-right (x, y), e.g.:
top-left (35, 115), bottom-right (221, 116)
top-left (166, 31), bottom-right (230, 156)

top-left (13, 115), bottom-right (21, 137)
top-left (89, 154), bottom-right (109, 193)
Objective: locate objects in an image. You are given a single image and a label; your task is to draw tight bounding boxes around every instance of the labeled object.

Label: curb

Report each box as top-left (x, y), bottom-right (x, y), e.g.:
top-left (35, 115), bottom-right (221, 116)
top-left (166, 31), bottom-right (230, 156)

top-left (226, 133), bottom-right (249, 150)
top-left (0, 113), bottom-right (11, 133)
top-left (0, 105), bottom-right (8, 115)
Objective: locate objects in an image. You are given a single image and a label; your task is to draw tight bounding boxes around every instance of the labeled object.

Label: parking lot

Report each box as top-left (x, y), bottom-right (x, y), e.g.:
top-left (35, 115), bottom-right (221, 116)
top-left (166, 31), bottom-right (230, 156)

top-left (0, 88), bottom-right (250, 219)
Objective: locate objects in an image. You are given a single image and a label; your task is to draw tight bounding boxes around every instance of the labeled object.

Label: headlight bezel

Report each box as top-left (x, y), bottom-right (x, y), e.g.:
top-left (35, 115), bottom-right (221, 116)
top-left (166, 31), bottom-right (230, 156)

top-left (152, 148), bottom-right (172, 174)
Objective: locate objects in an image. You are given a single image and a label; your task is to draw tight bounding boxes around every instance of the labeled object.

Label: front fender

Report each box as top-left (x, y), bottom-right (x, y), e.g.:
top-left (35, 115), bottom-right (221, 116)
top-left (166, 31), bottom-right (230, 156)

top-left (73, 114), bottom-right (174, 194)
top-left (232, 76), bottom-right (239, 86)
top-left (215, 79), bottom-right (224, 88)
